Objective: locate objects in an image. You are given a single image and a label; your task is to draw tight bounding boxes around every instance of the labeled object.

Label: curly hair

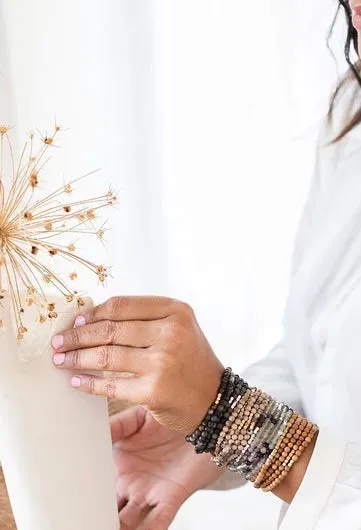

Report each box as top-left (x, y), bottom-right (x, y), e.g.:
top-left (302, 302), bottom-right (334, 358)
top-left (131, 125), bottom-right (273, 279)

top-left (329, 1), bottom-right (361, 141)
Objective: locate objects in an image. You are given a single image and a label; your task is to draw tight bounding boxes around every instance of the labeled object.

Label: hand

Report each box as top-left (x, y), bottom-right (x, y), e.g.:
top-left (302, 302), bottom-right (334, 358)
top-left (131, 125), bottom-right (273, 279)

top-left (110, 405), bottom-right (223, 529)
top-left (51, 296), bottom-right (224, 434)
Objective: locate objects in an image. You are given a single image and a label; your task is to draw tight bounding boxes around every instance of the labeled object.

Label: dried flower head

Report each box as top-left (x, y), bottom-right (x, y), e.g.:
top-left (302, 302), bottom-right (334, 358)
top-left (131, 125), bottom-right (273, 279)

top-left (0, 124), bottom-right (117, 339)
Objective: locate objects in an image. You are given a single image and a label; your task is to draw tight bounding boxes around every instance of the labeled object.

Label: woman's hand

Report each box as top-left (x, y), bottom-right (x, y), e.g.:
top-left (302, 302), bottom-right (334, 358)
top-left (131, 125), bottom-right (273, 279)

top-left (51, 296), bottom-right (224, 434)
top-left (110, 406), bottom-right (223, 529)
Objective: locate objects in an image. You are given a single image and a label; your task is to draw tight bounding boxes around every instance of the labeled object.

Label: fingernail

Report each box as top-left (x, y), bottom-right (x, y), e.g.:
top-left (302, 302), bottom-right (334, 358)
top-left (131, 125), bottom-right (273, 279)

top-left (52, 335), bottom-right (64, 350)
top-left (53, 353), bottom-right (65, 366)
top-left (75, 315), bottom-right (86, 327)
top-left (71, 376), bottom-right (81, 388)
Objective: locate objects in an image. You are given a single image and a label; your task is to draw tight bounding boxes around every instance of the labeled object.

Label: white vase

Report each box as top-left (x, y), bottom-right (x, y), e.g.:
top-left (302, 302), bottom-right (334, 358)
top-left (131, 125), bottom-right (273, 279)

top-left (0, 293), bottom-right (119, 530)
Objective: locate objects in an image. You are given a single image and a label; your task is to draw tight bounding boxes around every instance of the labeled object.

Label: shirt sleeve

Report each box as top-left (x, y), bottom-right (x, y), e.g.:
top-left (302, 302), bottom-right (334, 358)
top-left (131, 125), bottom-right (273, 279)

top-left (279, 428), bottom-right (361, 530)
top-left (209, 128), bottom-right (361, 527)
top-left (208, 129), bottom-right (325, 493)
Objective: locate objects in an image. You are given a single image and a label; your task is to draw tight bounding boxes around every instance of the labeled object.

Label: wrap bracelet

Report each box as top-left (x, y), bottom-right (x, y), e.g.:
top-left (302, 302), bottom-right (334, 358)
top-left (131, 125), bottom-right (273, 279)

top-left (185, 367), bottom-right (319, 492)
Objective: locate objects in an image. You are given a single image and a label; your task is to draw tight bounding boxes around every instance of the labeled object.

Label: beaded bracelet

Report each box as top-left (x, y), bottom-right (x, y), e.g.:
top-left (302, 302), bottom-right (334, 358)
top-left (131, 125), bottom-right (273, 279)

top-left (186, 367), bottom-right (319, 492)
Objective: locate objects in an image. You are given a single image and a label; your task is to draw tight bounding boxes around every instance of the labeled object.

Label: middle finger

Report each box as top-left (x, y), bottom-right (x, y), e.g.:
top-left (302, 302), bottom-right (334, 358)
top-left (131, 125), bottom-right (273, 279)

top-left (52, 319), bottom-right (158, 352)
top-left (53, 344), bottom-right (150, 374)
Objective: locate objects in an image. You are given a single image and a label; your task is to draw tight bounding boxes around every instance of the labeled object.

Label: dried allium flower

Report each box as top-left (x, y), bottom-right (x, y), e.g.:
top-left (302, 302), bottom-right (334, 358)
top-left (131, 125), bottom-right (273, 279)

top-left (0, 123), bottom-right (117, 339)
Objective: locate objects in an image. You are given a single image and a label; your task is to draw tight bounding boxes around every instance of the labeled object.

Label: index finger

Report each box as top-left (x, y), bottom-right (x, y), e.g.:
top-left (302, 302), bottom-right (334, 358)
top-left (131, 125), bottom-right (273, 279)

top-left (78, 296), bottom-right (175, 325)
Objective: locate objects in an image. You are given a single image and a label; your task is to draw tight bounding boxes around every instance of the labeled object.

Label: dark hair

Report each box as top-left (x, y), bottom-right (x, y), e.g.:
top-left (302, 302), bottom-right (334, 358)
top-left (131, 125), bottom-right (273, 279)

top-left (328, 1), bottom-right (361, 141)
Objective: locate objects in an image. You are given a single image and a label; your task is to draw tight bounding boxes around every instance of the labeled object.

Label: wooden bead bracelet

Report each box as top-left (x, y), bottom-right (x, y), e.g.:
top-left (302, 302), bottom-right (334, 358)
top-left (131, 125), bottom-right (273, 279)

top-left (186, 367), bottom-right (319, 493)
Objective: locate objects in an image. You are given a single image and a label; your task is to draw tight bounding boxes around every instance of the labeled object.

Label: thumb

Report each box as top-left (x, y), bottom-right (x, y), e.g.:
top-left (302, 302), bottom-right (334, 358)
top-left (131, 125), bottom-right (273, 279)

top-left (110, 405), bottom-right (146, 443)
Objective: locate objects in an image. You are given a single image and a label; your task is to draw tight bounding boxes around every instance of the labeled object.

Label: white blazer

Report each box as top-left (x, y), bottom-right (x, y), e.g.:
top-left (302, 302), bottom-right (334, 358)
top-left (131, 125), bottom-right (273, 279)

top-left (211, 112), bottom-right (361, 528)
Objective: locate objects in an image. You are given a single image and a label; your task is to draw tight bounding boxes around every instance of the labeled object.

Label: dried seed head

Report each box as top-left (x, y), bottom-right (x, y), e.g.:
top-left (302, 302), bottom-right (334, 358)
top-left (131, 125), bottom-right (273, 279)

top-left (77, 297), bottom-right (85, 307)
top-left (24, 211), bottom-right (33, 221)
top-left (29, 172), bottom-right (39, 188)
top-left (107, 191), bottom-right (117, 205)
top-left (37, 314), bottom-right (47, 324)
top-left (0, 124), bottom-right (115, 341)
top-left (97, 265), bottom-right (108, 283)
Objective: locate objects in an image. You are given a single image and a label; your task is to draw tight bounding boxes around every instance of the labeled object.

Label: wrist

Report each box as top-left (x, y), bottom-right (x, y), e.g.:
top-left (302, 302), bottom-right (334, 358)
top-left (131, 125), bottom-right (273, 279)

top-left (180, 448), bottom-right (225, 493)
top-left (184, 367), bottom-right (319, 496)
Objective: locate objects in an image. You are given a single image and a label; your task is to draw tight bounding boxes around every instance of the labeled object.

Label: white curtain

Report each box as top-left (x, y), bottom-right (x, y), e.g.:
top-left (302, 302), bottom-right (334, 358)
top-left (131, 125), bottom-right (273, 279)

top-left (0, 0), bottom-right (346, 527)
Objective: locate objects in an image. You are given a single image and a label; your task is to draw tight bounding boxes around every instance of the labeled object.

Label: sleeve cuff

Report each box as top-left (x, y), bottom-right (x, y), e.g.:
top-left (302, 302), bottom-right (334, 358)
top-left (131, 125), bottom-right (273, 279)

top-left (279, 427), bottom-right (346, 530)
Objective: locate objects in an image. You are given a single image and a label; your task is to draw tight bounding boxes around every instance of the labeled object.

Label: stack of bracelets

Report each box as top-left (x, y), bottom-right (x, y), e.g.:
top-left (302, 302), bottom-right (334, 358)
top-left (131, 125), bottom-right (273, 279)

top-left (185, 367), bottom-right (319, 492)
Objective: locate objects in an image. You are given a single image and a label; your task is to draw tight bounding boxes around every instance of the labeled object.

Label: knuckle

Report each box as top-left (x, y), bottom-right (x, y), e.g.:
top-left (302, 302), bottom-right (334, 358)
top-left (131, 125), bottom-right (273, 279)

top-left (88, 377), bottom-right (96, 394)
top-left (159, 318), bottom-right (186, 346)
top-left (153, 348), bottom-right (175, 373)
top-left (107, 296), bottom-right (122, 313)
top-left (103, 378), bottom-right (117, 398)
top-left (100, 320), bottom-right (117, 343)
top-left (70, 349), bottom-right (81, 369)
top-left (176, 300), bottom-right (195, 319)
top-left (70, 327), bottom-right (81, 347)
top-left (160, 319), bottom-right (177, 340)
top-left (95, 346), bottom-right (112, 370)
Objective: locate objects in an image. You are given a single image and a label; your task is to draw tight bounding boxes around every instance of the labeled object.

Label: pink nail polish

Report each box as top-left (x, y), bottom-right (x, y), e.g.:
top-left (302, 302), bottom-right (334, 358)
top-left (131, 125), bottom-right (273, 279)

top-left (75, 315), bottom-right (86, 327)
top-left (71, 376), bottom-right (81, 388)
top-left (52, 335), bottom-right (64, 350)
top-left (53, 353), bottom-right (65, 365)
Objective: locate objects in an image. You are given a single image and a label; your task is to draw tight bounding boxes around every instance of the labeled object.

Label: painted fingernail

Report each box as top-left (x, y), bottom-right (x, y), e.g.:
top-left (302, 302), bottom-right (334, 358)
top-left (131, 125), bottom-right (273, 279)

top-left (71, 376), bottom-right (81, 388)
top-left (53, 353), bottom-right (65, 366)
top-left (75, 315), bottom-right (86, 327)
top-left (52, 335), bottom-right (64, 349)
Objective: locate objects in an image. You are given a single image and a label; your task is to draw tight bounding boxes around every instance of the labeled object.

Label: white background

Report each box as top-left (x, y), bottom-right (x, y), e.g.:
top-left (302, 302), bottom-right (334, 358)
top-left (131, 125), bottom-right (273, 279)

top-left (0, 1), bottom-right (346, 527)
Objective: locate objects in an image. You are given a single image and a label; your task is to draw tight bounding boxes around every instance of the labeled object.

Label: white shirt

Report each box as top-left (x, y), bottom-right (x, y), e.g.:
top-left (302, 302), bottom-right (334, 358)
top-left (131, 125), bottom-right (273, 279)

top-left (210, 109), bottom-right (361, 528)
